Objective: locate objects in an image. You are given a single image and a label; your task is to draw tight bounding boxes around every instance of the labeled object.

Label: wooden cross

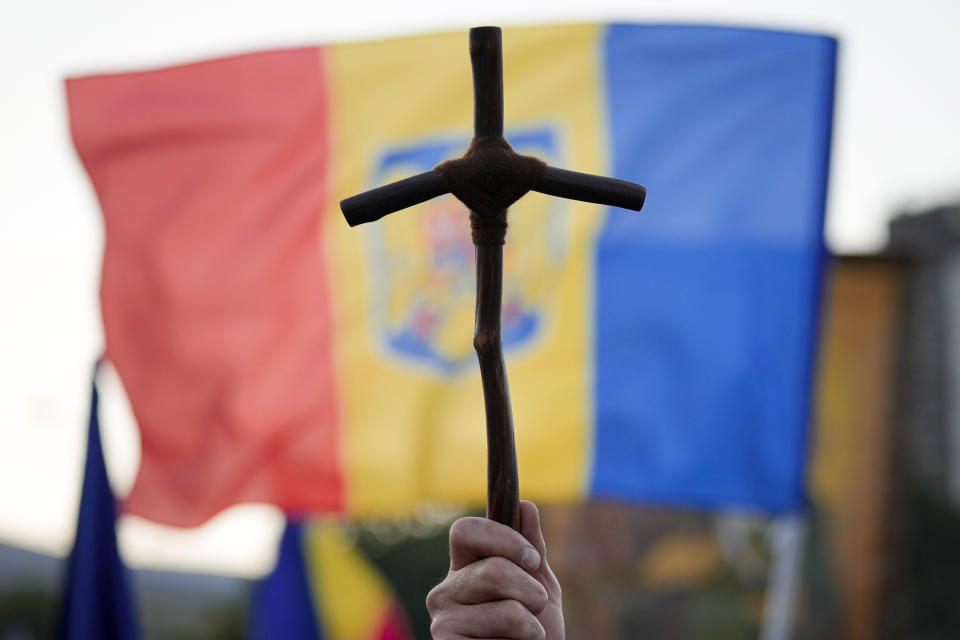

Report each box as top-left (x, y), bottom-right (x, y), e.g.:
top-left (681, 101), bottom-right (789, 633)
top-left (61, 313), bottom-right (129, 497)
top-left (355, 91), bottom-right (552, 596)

top-left (340, 26), bottom-right (646, 530)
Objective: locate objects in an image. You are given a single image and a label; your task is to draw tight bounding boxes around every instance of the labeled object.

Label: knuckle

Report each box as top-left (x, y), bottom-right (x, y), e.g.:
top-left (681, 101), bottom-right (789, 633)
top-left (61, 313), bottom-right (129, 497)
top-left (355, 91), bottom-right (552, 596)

top-left (448, 518), bottom-right (467, 546)
top-left (486, 600), bottom-right (542, 640)
top-left (477, 556), bottom-right (511, 583)
top-left (448, 517), bottom-right (480, 548)
top-left (521, 623), bottom-right (545, 640)
top-left (425, 587), bottom-right (439, 613)
top-left (530, 582), bottom-right (549, 613)
top-left (425, 582), bottom-right (447, 613)
top-left (503, 598), bottom-right (529, 623)
top-left (529, 620), bottom-right (547, 640)
top-left (429, 618), bottom-right (447, 639)
top-left (506, 602), bottom-right (545, 640)
top-left (429, 612), bottom-right (460, 640)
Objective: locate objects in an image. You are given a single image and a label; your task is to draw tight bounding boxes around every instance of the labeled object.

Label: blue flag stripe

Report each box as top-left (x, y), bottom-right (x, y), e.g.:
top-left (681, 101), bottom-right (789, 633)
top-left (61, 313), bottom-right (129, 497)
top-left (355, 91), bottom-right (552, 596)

top-left (591, 25), bottom-right (837, 512)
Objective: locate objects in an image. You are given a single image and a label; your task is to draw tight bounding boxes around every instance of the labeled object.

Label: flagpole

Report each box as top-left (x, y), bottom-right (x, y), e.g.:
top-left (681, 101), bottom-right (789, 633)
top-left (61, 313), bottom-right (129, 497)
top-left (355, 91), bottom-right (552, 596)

top-left (760, 514), bottom-right (808, 640)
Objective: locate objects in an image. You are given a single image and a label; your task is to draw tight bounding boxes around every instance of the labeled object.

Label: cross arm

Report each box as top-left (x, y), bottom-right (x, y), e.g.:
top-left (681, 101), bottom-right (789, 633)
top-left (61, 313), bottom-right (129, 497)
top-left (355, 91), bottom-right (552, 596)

top-left (340, 26), bottom-right (644, 228)
top-left (340, 171), bottom-right (449, 227)
top-left (535, 166), bottom-right (646, 211)
top-left (339, 163), bottom-right (645, 227)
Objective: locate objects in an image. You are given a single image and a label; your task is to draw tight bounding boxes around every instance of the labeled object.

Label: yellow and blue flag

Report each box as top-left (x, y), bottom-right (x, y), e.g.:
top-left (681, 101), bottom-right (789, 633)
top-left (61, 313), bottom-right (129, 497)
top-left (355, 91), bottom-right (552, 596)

top-left (253, 519), bottom-right (415, 640)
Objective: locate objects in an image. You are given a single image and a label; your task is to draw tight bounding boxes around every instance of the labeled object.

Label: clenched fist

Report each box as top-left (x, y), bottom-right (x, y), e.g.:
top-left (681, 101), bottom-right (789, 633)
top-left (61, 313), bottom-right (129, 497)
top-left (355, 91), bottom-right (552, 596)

top-left (426, 500), bottom-right (564, 640)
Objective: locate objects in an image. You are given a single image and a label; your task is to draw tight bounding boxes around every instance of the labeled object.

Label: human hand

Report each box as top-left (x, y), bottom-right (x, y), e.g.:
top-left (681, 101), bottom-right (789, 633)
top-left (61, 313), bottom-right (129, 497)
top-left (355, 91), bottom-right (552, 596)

top-left (426, 500), bottom-right (564, 639)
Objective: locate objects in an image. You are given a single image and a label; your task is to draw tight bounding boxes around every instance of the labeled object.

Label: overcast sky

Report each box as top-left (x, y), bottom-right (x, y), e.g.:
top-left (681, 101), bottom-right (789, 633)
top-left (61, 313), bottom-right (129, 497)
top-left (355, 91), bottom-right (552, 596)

top-left (1, 0), bottom-right (958, 577)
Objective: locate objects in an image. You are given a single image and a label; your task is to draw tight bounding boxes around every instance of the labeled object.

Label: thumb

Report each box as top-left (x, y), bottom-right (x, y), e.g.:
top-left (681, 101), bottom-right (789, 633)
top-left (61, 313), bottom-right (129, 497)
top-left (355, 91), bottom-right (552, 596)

top-left (519, 500), bottom-right (547, 567)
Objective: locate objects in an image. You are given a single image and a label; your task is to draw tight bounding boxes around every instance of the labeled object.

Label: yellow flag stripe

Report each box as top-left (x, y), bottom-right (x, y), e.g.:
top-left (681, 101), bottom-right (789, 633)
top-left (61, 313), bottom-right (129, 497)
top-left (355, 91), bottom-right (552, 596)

top-left (326, 25), bottom-right (607, 517)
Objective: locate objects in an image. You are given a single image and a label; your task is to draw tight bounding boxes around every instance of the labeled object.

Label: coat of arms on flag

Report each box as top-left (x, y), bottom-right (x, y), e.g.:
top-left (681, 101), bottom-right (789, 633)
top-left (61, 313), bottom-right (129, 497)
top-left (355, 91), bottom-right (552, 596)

top-left (368, 127), bottom-right (569, 374)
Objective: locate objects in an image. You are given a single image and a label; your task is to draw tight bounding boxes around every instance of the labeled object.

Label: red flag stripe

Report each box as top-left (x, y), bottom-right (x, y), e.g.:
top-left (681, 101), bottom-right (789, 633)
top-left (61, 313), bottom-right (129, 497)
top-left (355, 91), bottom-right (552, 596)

top-left (67, 47), bottom-right (344, 526)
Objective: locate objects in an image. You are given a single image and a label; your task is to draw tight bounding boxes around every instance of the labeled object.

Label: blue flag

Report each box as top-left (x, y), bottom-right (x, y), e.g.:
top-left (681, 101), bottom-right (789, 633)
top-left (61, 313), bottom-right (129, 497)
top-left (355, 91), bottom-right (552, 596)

top-left (250, 520), bottom-right (322, 640)
top-left (58, 366), bottom-right (138, 639)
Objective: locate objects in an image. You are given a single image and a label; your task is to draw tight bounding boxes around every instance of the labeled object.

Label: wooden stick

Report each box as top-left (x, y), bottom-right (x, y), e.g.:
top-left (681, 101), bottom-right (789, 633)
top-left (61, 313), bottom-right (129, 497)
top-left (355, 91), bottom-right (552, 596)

top-left (474, 242), bottom-right (519, 530)
top-left (471, 27), bottom-right (504, 138)
top-left (469, 26), bottom-right (520, 530)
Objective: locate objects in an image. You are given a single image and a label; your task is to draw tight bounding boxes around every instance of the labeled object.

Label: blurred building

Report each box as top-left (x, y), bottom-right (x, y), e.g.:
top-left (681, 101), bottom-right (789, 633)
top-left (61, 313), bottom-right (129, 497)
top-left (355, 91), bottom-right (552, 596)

top-left (881, 203), bottom-right (960, 639)
top-left (887, 204), bottom-right (960, 500)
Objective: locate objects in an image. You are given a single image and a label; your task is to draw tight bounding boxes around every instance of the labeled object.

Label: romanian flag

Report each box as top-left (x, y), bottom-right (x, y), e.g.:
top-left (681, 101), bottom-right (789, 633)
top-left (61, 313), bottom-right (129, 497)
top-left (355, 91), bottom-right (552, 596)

top-left (66, 24), bottom-right (836, 528)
